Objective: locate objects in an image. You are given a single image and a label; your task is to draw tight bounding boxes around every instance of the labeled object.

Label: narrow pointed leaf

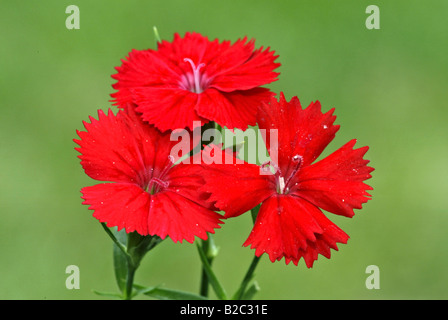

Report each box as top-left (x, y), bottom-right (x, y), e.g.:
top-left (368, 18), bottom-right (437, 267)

top-left (112, 228), bottom-right (128, 293)
top-left (241, 282), bottom-right (260, 300)
top-left (134, 284), bottom-right (208, 300)
top-left (93, 290), bottom-right (123, 299)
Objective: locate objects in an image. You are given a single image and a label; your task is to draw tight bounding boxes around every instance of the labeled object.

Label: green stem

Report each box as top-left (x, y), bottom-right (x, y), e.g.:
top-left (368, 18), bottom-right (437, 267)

top-left (101, 224), bottom-right (162, 300)
top-left (199, 248), bottom-right (210, 297)
top-left (101, 223), bottom-right (128, 257)
top-left (197, 122), bottom-right (225, 298)
top-left (199, 234), bottom-right (218, 297)
top-left (123, 261), bottom-right (137, 300)
top-left (199, 238), bottom-right (209, 297)
top-left (196, 241), bottom-right (227, 300)
top-left (233, 255), bottom-right (261, 300)
top-left (232, 205), bottom-right (262, 300)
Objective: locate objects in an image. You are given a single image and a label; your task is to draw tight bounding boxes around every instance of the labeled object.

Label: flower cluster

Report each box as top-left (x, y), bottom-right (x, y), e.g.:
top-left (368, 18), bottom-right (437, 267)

top-left (76, 32), bottom-right (373, 268)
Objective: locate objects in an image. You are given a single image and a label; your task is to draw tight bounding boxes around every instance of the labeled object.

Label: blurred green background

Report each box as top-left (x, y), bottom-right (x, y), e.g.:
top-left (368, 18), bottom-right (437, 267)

top-left (1, 0), bottom-right (447, 300)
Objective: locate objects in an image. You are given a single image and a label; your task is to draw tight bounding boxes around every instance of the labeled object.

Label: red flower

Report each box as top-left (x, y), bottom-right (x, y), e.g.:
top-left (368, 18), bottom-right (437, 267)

top-left (201, 93), bottom-right (374, 267)
top-left (74, 105), bottom-right (223, 243)
top-left (111, 32), bottom-right (280, 132)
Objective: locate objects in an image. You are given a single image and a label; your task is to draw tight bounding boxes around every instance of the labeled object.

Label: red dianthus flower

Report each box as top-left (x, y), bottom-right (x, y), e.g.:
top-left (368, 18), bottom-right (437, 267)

top-left (200, 93), bottom-right (374, 267)
top-left (111, 32), bottom-right (280, 132)
top-left (74, 105), bottom-right (223, 243)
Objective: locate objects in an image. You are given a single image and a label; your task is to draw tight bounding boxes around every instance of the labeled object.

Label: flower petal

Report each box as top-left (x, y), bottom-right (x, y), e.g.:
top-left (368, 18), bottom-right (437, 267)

top-left (257, 93), bottom-right (339, 177)
top-left (111, 48), bottom-right (181, 107)
top-left (75, 108), bottom-right (147, 184)
top-left (199, 145), bottom-right (274, 218)
top-left (111, 32), bottom-right (279, 132)
top-left (164, 163), bottom-right (216, 211)
top-left (243, 195), bottom-right (349, 268)
top-left (292, 139), bottom-right (374, 217)
top-left (157, 32), bottom-right (280, 92)
top-left (148, 191), bottom-right (223, 243)
top-left (285, 204), bottom-right (350, 268)
top-left (196, 87), bottom-right (273, 130)
top-left (208, 40), bottom-right (280, 92)
top-left (74, 106), bottom-right (185, 185)
top-left (157, 32), bottom-right (222, 68)
top-left (132, 87), bottom-right (209, 131)
top-left (81, 183), bottom-right (150, 235)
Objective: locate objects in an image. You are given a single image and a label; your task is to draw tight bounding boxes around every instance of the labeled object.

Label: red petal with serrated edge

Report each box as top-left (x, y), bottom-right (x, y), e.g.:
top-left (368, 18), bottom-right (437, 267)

top-left (196, 87), bottom-right (273, 131)
top-left (111, 49), bottom-right (181, 107)
top-left (148, 191), bottom-right (223, 243)
top-left (74, 106), bottom-right (185, 185)
top-left (243, 194), bottom-right (349, 268)
top-left (81, 183), bottom-right (151, 235)
top-left (291, 139), bottom-right (374, 217)
top-left (74, 108), bottom-right (149, 185)
top-left (202, 163), bottom-right (275, 218)
top-left (120, 103), bottom-right (189, 174)
top-left (111, 32), bottom-right (280, 132)
top-left (289, 204), bottom-right (350, 268)
top-left (156, 33), bottom-right (279, 92)
top-left (209, 43), bottom-right (280, 92)
top-left (158, 33), bottom-right (252, 78)
top-left (198, 145), bottom-right (275, 218)
top-left (164, 163), bottom-right (217, 211)
top-left (133, 87), bottom-right (209, 132)
top-left (157, 32), bottom-right (224, 68)
top-left (257, 93), bottom-right (339, 177)
top-left (76, 105), bottom-right (220, 242)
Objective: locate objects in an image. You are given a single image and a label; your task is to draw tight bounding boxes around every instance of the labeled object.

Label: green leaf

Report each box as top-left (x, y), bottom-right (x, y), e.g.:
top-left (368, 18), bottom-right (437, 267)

top-left (134, 284), bottom-right (208, 300)
top-left (153, 26), bottom-right (161, 44)
top-left (241, 282), bottom-right (260, 300)
top-left (196, 243), bottom-right (227, 300)
top-left (93, 290), bottom-right (123, 299)
top-left (232, 255), bottom-right (261, 300)
top-left (112, 228), bottom-right (128, 293)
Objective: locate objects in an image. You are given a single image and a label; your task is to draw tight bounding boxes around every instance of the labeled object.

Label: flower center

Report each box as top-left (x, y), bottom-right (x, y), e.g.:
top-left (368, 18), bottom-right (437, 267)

top-left (147, 177), bottom-right (169, 194)
top-left (180, 58), bottom-right (209, 93)
top-left (266, 154), bottom-right (303, 195)
top-left (277, 176), bottom-right (287, 194)
top-left (145, 155), bottom-right (175, 194)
